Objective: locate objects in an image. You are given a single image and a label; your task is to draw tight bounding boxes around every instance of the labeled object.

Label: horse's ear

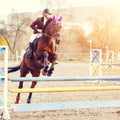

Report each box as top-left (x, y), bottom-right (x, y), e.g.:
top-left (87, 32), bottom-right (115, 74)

top-left (52, 16), bottom-right (56, 24)
top-left (52, 15), bottom-right (62, 24)
top-left (58, 16), bottom-right (62, 22)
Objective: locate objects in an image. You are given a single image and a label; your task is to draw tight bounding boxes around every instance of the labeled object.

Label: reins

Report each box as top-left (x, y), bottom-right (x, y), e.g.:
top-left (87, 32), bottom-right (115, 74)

top-left (42, 33), bottom-right (52, 38)
top-left (42, 32), bottom-right (60, 39)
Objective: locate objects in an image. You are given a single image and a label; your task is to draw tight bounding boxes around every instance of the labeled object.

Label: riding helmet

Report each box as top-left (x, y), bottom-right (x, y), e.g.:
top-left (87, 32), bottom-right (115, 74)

top-left (42, 8), bottom-right (52, 15)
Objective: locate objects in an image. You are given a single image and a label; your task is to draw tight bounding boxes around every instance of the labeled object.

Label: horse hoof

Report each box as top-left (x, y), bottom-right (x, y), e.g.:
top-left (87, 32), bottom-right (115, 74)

top-left (15, 101), bottom-right (19, 104)
top-left (27, 98), bottom-right (31, 104)
top-left (42, 69), bottom-right (47, 76)
top-left (47, 71), bottom-right (52, 76)
top-left (47, 69), bottom-right (53, 76)
top-left (47, 73), bottom-right (52, 76)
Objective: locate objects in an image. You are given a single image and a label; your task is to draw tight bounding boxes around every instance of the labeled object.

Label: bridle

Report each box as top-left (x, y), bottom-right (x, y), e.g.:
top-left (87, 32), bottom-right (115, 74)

top-left (42, 32), bottom-right (60, 45)
top-left (42, 22), bottom-right (61, 39)
top-left (42, 32), bottom-right (52, 38)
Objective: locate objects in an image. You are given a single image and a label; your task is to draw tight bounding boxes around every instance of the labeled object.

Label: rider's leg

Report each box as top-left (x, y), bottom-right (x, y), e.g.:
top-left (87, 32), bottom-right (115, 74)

top-left (26, 42), bottom-right (34, 58)
top-left (26, 34), bottom-right (39, 58)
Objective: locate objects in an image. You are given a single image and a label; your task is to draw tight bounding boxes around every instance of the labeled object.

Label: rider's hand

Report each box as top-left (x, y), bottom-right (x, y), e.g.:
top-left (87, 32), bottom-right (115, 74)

top-left (37, 29), bottom-right (42, 33)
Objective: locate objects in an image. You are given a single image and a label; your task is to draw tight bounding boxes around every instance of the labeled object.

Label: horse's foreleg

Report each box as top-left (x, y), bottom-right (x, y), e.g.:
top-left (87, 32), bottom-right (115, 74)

top-left (15, 81), bottom-right (23, 104)
top-left (42, 51), bottom-right (49, 76)
top-left (27, 81), bottom-right (37, 103)
top-left (47, 54), bottom-right (57, 76)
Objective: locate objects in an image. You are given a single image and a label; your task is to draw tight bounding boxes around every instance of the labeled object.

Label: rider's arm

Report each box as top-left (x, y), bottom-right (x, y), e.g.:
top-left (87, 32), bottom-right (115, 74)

top-left (31, 17), bottom-right (44, 34)
top-left (31, 18), bottom-right (39, 34)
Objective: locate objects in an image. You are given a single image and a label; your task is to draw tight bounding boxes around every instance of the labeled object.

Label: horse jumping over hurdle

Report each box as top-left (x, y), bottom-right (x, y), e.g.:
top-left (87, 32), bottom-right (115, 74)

top-left (8, 16), bottom-right (62, 104)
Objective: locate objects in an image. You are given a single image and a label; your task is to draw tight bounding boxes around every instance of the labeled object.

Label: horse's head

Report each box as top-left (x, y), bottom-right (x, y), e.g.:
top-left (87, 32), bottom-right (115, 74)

top-left (44, 16), bottom-right (62, 44)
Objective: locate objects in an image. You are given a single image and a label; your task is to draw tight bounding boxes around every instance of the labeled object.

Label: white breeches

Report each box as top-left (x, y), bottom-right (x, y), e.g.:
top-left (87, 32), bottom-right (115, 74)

top-left (29, 33), bottom-right (42, 43)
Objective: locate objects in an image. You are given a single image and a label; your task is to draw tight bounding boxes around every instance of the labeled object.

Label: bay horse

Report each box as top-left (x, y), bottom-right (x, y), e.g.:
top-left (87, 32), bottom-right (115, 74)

top-left (9, 16), bottom-right (62, 104)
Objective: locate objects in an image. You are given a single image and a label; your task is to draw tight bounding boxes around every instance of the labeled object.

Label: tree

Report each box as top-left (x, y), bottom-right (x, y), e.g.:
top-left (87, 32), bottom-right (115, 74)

top-left (88, 8), bottom-right (117, 52)
top-left (7, 13), bottom-right (32, 52)
top-left (59, 23), bottom-right (87, 53)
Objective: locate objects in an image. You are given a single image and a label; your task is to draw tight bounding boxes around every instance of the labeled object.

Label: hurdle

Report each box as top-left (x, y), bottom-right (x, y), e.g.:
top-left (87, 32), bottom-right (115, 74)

top-left (6, 49), bottom-right (120, 115)
top-left (9, 86), bottom-right (120, 93)
top-left (9, 75), bottom-right (120, 113)
top-left (0, 46), bottom-right (10, 119)
top-left (90, 49), bottom-right (102, 76)
top-left (10, 100), bottom-right (120, 112)
top-left (107, 51), bottom-right (114, 62)
top-left (9, 76), bottom-right (120, 82)
top-left (9, 76), bottom-right (120, 94)
top-left (107, 50), bottom-right (114, 68)
top-left (9, 76), bottom-right (120, 98)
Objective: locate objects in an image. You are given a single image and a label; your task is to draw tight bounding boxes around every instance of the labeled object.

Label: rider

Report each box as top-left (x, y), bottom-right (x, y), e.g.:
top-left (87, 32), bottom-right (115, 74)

top-left (27, 8), bottom-right (53, 58)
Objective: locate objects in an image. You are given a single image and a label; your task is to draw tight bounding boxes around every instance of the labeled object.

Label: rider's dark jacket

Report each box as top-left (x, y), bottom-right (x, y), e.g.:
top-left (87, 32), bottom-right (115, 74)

top-left (31, 17), bottom-right (53, 34)
top-left (31, 17), bottom-right (44, 34)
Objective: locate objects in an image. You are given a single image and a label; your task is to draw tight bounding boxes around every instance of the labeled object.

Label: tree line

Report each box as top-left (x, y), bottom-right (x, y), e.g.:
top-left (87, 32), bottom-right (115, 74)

top-left (0, 6), bottom-right (120, 55)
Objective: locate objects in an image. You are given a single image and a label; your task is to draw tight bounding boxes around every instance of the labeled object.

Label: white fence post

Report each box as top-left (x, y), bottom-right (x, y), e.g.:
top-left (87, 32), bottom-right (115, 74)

top-left (0, 46), bottom-right (10, 119)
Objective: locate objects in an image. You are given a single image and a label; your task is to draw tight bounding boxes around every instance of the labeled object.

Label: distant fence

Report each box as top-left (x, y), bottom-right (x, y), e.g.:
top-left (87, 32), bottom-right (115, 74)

top-left (57, 53), bottom-right (119, 63)
top-left (14, 51), bottom-right (120, 63)
top-left (58, 53), bottom-right (89, 62)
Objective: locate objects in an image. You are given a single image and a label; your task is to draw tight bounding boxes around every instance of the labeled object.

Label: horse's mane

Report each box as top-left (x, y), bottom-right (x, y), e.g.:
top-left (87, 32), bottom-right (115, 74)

top-left (42, 18), bottom-right (52, 33)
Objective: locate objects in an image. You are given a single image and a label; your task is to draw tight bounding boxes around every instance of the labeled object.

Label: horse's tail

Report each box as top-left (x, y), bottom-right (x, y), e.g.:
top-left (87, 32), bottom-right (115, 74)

top-left (8, 65), bottom-right (20, 73)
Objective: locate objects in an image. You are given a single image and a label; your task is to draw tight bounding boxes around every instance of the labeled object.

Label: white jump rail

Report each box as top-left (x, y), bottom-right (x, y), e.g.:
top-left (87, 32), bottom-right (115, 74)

top-left (9, 76), bottom-right (120, 82)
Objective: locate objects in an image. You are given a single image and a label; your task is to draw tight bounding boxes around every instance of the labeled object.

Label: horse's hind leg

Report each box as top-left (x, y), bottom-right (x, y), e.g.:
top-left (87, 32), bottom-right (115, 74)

top-left (15, 64), bottom-right (29, 104)
top-left (27, 81), bottom-right (37, 103)
top-left (27, 70), bottom-right (40, 103)
top-left (15, 81), bottom-right (23, 104)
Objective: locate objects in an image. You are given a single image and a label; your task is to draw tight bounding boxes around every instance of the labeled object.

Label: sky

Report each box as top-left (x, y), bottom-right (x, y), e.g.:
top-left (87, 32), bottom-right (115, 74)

top-left (0, 0), bottom-right (120, 20)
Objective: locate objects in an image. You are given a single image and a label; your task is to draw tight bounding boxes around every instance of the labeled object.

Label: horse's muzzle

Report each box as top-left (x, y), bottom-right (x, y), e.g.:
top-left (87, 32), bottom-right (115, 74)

top-left (53, 32), bottom-right (61, 42)
top-left (54, 32), bottom-right (61, 36)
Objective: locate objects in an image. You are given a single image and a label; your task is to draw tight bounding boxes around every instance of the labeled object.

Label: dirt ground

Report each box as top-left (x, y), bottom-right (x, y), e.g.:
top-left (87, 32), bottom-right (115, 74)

top-left (6, 62), bottom-right (120, 120)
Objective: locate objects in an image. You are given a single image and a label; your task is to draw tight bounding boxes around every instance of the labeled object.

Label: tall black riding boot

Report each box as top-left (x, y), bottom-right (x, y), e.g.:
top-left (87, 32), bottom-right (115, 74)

top-left (26, 42), bottom-right (33, 58)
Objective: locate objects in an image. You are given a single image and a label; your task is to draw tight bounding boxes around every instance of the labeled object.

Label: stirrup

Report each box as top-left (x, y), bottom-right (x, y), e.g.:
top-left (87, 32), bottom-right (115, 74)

top-left (27, 54), bottom-right (32, 58)
top-left (26, 51), bottom-right (33, 58)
